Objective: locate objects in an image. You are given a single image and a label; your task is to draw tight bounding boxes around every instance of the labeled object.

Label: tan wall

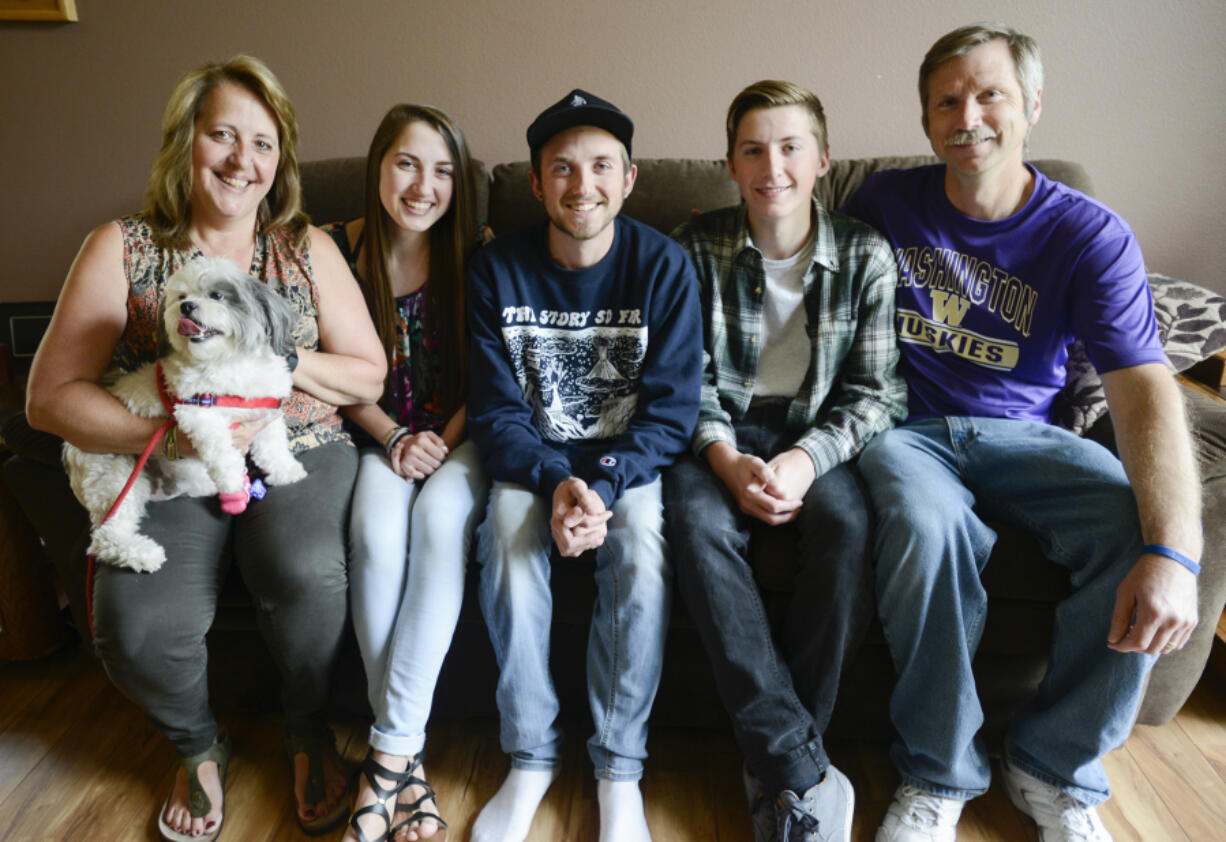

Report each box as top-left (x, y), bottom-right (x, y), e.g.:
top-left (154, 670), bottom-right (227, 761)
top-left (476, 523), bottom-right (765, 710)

top-left (3, 0), bottom-right (1224, 302)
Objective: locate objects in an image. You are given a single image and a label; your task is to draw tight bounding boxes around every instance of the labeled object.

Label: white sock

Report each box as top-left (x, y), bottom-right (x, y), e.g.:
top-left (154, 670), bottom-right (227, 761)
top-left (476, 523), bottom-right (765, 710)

top-left (471, 767), bottom-right (559, 842)
top-left (597, 779), bottom-right (652, 842)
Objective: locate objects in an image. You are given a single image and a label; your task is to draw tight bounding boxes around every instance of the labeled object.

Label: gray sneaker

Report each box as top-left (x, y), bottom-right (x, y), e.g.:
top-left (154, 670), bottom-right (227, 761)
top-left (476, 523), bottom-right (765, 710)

top-left (775, 764), bottom-right (855, 842)
top-left (742, 765), bottom-right (777, 842)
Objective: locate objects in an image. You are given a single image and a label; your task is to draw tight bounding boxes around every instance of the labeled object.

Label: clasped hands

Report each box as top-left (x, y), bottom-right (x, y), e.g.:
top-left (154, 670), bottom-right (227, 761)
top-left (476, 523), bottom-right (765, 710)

top-left (552, 477), bottom-right (613, 557)
top-left (708, 442), bottom-right (815, 526)
top-left (389, 430), bottom-right (448, 480)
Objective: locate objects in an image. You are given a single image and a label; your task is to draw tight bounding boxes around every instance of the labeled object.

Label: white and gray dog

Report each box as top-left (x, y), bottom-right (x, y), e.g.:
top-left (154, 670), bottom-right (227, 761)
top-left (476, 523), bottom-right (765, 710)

top-left (63, 257), bottom-right (307, 572)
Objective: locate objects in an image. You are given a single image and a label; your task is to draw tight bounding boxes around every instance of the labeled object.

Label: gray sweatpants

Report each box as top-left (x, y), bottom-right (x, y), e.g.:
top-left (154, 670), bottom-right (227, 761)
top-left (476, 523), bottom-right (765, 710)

top-left (91, 442), bottom-right (356, 755)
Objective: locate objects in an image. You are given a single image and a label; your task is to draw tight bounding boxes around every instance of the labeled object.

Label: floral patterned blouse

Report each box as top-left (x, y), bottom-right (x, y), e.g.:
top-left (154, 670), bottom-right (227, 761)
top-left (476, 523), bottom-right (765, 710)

top-left (114, 215), bottom-right (349, 453)
top-left (322, 222), bottom-right (444, 435)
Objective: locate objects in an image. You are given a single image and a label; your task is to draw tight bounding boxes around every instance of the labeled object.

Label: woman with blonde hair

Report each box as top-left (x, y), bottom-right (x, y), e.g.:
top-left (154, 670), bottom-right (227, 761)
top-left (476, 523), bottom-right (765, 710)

top-left (26, 55), bottom-right (385, 841)
top-left (326, 103), bottom-right (488, 842)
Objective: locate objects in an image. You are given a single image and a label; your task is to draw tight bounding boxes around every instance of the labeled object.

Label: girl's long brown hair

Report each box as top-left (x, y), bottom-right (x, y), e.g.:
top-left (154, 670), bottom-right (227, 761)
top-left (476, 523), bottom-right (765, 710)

top-left (359, 104), bottom-right (478, 415)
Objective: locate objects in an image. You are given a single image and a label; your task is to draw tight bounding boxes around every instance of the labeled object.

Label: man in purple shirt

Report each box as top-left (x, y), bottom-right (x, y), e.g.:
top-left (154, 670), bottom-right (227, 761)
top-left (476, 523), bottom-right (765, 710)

top-left (843, 22), bottom-right (1201, 842)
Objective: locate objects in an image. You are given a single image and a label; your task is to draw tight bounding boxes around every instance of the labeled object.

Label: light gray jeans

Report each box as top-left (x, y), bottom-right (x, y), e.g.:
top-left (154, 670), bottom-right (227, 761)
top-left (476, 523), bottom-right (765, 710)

top-left (348, 439), bottom-right (488, 756)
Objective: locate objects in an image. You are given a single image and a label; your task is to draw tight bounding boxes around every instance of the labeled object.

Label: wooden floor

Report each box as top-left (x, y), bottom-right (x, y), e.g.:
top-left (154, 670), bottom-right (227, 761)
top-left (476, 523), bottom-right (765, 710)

top-left (2, 646), bottom-right (1225, 842)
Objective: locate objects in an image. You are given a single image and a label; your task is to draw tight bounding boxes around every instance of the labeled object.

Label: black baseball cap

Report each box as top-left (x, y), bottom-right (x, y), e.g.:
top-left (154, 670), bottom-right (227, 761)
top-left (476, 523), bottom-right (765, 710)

top-left (526, 89), bottom-right (634, 160)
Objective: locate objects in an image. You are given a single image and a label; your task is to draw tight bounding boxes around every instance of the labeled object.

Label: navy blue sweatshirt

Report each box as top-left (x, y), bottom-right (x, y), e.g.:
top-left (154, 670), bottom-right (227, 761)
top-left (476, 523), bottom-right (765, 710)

top-left (468, 215), bottom-right (702, 507)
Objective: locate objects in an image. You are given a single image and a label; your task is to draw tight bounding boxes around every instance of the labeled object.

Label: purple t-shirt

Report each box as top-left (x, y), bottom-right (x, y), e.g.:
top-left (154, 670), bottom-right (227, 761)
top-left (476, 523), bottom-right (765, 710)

top-left (843, 165), bottom-right (1164, 423)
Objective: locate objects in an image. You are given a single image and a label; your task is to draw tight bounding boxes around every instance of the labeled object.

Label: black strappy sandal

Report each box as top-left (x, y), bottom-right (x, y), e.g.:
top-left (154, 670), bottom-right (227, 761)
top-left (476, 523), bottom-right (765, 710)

top-left (346, 749), bottom-right (413, 842)
top-left (389, 753), bottom-right (448, 841)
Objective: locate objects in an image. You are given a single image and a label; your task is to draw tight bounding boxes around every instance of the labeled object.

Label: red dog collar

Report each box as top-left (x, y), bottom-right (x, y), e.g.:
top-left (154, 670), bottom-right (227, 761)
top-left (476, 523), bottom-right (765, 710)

top-left (156, 361), bottom-right (283, 414)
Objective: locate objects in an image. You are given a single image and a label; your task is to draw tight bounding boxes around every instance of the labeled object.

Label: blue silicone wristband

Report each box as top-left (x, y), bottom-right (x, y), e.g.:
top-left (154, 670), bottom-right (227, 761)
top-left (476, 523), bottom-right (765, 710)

top-left (1142, 544), bottom-right (1201, 575)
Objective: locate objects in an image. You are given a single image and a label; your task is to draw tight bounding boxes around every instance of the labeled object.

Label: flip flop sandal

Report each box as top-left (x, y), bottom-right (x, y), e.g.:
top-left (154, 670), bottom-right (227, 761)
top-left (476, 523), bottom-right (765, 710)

top-left (389, 753), bottom-right (448, 841)
top-left (285, 724), bottom-right (353, 837)
top-left (157, 730), bottom-right (233, 842)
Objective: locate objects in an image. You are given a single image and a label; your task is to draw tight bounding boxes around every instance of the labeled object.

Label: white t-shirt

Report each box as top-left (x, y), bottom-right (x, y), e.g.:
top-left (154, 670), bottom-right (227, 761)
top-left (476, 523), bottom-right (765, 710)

top-left (754, 236), bottom-right (814, 398)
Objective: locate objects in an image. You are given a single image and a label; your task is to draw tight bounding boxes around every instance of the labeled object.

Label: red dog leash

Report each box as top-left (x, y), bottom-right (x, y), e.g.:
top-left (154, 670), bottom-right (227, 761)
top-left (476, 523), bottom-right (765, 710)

top-left (85, 362), bottom-right (281, 637)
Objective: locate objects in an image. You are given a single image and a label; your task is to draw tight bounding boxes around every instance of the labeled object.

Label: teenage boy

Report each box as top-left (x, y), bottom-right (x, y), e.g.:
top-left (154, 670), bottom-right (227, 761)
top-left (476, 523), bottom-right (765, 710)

top-left (842, 23), bottom-right (1201, 842)
top-left (665, 80), bottom-right (907, 842)
top-left (466, 89), bottom-right (702, 842)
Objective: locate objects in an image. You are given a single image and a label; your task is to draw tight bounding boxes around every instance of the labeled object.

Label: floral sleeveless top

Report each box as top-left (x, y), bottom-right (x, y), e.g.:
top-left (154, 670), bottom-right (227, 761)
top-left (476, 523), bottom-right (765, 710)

top-left (322, 222), bottom-right (445, 435)
top-left (114, 215), bottom-right (349, 453)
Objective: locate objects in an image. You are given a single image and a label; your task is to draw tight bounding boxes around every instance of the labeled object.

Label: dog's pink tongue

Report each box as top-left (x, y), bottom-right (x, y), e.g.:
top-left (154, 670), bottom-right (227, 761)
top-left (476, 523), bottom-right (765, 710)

top-left (177, 318), bottom-right (205, 337)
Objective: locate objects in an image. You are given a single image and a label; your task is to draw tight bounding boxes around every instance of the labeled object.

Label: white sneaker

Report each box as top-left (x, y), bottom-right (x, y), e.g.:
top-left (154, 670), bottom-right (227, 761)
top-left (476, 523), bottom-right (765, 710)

top-left (1002, 757), bottom-right (1113, 841)
top-left (875, 784), bottom-right (963, 842)
top-left (742, 765), bottom-right (777, 842)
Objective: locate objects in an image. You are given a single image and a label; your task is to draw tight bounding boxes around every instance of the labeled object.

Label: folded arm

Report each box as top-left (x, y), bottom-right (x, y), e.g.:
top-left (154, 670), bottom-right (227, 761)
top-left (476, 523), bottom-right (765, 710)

top-left (578, 259), bottom-right (703, 506)
top-left (466, 257), bottom-right (572, 493)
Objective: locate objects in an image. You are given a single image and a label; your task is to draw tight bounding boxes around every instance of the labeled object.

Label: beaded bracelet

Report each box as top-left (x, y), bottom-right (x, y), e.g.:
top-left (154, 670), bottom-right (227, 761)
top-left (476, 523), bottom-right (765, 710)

top-left (381, 424), bottom-right (406, 449)
top-left (163, 425), bottom-right (179, 461)
top-left (1142, 544), bottom-right (1201, 575)
top-left (382, 426), bottom-right (410, 457)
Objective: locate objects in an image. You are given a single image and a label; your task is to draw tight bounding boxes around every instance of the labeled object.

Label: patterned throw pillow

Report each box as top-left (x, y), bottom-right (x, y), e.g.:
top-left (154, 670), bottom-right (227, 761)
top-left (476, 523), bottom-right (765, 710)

top-left (1050, 339), bottom-right (1106, 435)
top-left (1050, 274), bottom-right (1226, 435)
top-left (1150, 273), bottom-right (1226, 370)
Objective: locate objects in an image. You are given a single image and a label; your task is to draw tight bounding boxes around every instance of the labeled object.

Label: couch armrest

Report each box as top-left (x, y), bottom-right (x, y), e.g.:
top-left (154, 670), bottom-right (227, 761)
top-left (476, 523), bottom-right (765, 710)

top-left (1136, 379), bottom-right (1226, 723)
top-left (1184, 350), bottom-right (1226, 391)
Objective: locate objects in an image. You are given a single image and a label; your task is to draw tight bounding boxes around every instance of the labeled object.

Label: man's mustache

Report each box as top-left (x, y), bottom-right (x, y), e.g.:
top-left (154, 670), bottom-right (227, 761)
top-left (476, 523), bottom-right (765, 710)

top-left (945, 127), bottom-right (998, 146)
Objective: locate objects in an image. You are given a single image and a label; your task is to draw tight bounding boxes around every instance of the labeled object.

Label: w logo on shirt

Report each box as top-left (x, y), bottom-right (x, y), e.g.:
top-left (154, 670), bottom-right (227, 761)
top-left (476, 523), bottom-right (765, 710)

top-left (930, 291), bottom-right (971, 327)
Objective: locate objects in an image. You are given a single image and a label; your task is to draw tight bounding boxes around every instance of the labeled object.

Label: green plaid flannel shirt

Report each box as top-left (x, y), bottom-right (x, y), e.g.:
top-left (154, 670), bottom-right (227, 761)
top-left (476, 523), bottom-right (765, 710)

top-left (672, 200), bottom-right (907, 478)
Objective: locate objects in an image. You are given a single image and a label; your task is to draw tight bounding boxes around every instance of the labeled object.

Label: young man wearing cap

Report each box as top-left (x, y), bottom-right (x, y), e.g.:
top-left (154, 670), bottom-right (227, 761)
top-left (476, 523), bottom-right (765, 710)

top-left (665, 80), bottom-right (906, 842)
top-left (466, 89), bottom-right (702, 842)
top-left (841, 23), bottom-right (1201, 842)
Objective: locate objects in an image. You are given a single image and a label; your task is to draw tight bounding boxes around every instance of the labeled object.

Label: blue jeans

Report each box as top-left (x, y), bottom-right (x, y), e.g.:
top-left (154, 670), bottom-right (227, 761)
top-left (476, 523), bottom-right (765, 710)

top-left (664, 406), bottom-right (873, 796)
top-left (476, 478), bottom-right (669, 781)
top-left (859, 417), bottom-right (1155, 806)
top-left (348, 440), bottom-right (488, 756)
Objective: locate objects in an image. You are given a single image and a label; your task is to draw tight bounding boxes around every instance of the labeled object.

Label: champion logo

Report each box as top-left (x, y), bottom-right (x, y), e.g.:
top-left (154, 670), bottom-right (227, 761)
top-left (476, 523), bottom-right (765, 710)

top-left (599, 455), bottom-right (617, 467)
top-left (570, 94), bottom-right (587, 107)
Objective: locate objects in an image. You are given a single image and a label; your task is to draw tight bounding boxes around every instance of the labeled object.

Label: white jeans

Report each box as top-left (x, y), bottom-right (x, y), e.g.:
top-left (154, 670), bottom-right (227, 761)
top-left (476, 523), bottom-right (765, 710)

top-left (348, 439), bottom-right (488, 756)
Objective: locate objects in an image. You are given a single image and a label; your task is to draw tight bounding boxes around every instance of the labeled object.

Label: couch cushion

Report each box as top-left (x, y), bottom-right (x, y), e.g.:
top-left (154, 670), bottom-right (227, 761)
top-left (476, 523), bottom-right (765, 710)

top-left (299, 157), bottom-right (364, 225)
top-left (488, 159), bottom-right (740, 236)
top-left (487, 156), bottom-right (1096, 238)
top-left (819, 156), bottom-right (1095, 211)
